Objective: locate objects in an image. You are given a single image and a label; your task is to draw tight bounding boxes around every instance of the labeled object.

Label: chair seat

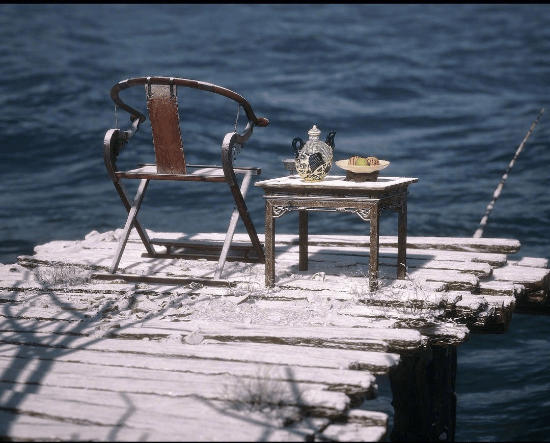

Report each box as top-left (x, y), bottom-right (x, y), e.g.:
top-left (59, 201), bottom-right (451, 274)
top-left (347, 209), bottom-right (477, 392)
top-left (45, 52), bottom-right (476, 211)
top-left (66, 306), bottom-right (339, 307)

top-left (115, 164), bottom-right (261, 181)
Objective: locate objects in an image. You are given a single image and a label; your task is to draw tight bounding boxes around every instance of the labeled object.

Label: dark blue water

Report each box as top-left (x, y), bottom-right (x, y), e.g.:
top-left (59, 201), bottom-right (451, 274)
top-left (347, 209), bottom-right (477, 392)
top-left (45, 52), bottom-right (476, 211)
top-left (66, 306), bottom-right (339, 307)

top-left (1, 4), bottom-right (549, 440)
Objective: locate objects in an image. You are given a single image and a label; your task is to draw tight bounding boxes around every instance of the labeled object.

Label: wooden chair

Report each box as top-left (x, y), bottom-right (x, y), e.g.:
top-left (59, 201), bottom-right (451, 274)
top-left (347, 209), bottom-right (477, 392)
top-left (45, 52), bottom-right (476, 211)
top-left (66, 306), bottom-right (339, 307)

top-left (101, 76), bottom-right (268, 282)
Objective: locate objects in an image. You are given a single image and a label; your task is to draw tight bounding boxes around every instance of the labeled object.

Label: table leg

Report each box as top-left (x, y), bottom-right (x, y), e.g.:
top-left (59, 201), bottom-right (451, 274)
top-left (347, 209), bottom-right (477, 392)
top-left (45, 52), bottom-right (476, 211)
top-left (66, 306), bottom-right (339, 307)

top-left (397, 193), bottom-right (408, 279)
top-left (369, 203), bottom-right (380, 292)
top-left (299, 209), bottom-right (308, 271)
top-left (265, 201), bottom-right (276, 287)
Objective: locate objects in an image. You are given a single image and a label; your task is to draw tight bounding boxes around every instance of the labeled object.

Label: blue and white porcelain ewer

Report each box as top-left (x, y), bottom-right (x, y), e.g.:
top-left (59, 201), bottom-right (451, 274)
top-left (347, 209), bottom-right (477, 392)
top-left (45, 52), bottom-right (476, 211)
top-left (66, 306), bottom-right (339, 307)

top-left (292, 125), bottom-right (336, 182)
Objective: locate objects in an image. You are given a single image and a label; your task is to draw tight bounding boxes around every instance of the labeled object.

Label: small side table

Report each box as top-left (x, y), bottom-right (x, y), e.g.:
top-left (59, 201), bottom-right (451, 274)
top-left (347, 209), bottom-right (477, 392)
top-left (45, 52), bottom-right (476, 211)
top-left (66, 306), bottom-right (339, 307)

top-left (255, 175), bottom-right (418, 291)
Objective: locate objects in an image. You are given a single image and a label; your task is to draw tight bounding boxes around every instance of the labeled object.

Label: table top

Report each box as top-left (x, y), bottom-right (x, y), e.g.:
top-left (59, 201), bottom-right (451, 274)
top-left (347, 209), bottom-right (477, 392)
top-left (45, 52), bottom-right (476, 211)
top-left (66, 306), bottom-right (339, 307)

top-left (255, 175), bottom-right (418, 192)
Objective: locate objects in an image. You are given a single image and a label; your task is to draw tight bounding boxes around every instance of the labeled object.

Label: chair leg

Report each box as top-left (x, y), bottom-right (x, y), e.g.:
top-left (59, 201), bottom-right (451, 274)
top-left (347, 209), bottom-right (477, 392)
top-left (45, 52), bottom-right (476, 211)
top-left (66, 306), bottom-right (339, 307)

top-left (112, 179), bottom-right (156, 257)
top-left (214, 171), bottom-right (253, 279)
top-left (226, 179), bottom-right (265, 267)
top-left (110, 179), bottom-right (150, 273)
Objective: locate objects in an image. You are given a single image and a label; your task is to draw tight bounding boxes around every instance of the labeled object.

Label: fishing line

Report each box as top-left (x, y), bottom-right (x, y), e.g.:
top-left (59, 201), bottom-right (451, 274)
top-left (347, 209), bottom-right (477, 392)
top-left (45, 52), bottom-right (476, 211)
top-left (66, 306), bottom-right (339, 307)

top-left (473, 108), bottom-right (545, 238)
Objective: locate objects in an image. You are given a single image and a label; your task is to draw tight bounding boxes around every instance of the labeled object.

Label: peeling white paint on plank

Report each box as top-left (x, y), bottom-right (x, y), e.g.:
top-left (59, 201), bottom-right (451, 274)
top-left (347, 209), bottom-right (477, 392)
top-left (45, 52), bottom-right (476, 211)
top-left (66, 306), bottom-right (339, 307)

top-left (0, 351), bottom-right (377, 397)
top-left (0, 389), bottom-right (320, 442)
top-left (0, 332), bottom-right (400, 374)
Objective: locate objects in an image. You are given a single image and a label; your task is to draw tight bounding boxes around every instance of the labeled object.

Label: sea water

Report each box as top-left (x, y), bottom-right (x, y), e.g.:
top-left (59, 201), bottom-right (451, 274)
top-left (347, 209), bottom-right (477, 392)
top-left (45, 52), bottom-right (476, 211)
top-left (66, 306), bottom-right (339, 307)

top-left (1, 4), bottom-right (549, 440)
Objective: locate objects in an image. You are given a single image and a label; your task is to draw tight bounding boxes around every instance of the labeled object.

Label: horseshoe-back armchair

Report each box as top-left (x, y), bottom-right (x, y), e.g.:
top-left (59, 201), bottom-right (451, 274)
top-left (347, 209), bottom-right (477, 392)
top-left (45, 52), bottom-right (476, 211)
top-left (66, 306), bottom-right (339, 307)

top-left (101, 76), bottom-right (268, 281)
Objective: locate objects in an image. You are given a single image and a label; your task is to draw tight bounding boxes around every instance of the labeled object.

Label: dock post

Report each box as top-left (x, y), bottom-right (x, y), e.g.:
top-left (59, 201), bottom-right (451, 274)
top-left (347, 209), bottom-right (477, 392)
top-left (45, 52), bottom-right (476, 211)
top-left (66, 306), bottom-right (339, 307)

top-left (389, 344), bottom-right (457, 442)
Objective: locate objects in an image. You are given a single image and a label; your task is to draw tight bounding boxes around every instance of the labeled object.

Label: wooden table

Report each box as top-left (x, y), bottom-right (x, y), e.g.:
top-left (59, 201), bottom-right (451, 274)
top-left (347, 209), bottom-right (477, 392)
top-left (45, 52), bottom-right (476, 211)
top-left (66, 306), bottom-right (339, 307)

top-left (255, 175), bottom-right (418, 290)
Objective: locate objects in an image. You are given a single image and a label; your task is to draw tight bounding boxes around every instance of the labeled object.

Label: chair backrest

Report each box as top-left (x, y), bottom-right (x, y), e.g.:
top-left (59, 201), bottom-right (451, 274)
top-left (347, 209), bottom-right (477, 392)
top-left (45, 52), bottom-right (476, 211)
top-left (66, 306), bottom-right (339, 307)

top-left (110, 77), bottom-right (269, 174)
top-left (146, 83), bottom-right (186, 174)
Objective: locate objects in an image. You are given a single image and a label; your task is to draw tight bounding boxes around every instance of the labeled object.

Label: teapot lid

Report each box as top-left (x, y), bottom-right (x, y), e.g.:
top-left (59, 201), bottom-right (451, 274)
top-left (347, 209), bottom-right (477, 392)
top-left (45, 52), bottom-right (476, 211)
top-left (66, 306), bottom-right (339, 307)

top-left (308, 124), bottom-right (321, 140)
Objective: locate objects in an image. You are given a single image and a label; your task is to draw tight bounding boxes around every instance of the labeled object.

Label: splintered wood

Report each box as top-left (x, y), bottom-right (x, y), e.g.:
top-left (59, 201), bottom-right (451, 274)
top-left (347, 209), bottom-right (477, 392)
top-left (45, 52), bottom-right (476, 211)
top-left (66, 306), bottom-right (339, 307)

top-left (1, 229), bottom-right (548, 441)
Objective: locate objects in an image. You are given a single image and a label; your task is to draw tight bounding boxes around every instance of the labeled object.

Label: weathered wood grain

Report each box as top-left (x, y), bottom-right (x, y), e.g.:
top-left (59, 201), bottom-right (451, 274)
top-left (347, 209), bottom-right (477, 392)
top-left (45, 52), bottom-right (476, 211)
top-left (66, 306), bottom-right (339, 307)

top-left (163, 232), bottom-right (521, 254)
top-left (0, 388), bottom-right (322, 442)
top-left (478, 280), bottom-right (524, 297)
top-left (0, 332), bottom-right (400, 375)
top-left (491, 263), bottom-right (550, 291)
top-left (0, 358), bottom-right (348, 411)
top-left (0, 357), bottom-right (375, 401)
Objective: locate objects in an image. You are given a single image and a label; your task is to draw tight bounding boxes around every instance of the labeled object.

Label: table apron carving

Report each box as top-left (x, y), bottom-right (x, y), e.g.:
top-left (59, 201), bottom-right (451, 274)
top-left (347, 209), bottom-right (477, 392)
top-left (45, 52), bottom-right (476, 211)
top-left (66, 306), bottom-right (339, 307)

top-left (267, 192), bottom-right (408, 221)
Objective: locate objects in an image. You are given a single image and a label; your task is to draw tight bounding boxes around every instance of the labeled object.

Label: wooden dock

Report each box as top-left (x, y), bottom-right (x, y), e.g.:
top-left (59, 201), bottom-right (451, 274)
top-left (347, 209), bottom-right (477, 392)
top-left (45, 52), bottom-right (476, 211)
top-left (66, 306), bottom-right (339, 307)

top-left (1, 229), bottom-right (548, 441)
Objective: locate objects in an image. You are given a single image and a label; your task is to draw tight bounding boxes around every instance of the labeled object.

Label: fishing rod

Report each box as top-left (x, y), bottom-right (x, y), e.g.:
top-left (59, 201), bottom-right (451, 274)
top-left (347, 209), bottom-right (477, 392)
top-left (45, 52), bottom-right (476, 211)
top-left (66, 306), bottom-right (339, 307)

top-left (473, 108), bottom-right (545, 238)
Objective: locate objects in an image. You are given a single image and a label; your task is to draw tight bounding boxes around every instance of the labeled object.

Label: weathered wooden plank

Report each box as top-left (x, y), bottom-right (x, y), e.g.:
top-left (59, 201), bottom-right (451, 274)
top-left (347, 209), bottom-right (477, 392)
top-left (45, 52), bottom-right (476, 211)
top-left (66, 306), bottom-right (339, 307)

top-left (308, 310), bottom-right (470, 346)
top-left (271, 250), bottom-right (493, 281)
top-left (0, 289), bottom-right (249, 325)
top-left (267, 273), bottom-right (449, 299)
top-left (19, 257), bottom-right (216, 282)
top-left (11, 249), bottom-right (507, 305)
top-left (270, 244), bottom-right (508, 269)
top-left (405, 250), bottom-right (507, 267)
top-left (450, 293), bottom-right (510, 331)
top-left (382, 236), bottom-right (520, 254)
top-left (406, 258), bottom-right (492, 276)
top-left (321, 422), bottom-right (387, 442)
top-left (248, 288), bottom-right (356, 302)
top-left (1, 297), bottom-right (472, 346)
top-left (418, 323), bottom-right (469, 346)
top-left (478, 281), bottom-right (524, 297)
top-left (340, 288), bottom-right (463, 309)
top-left (0, 264), bottom-right (135, 294)
top-left (481, 294), bottom-right (516, 309)
top-left (0, 306), bottom-right (90, 323)
top-left (1, 277), bottom-right (510, 339)
top-left (92, 272), bottom-right (239, 287)
top-left (0, 282), bottom-right (476, 348)
top-left (491, 264), bottom-right (550, 292)
top-left (0, 332), bottom-right (400, 374)
top-left (453, 293), bottom-right (489, 313)
top-left (0, 309), bottom-right (422, 352)
top-left (460, 293), bottom-right (515, 333)
top-left (0, 389), bottom-right (323, 442)
top-left (11, 253), bottom-right (483, 300)
top-left (0, 358), bottom-right (351, 414)
top-left (406, 268), bottom-right (479, 291)
top-left (104, 319), bottom-right (423, 353)
top-left (20, 231), bottom-right (514, 277)
top-left (250, 298), bottom-right (451, 322)
top-left (304, 315), bottom-right (399, 330)
top-left (158, 232), bottom-right (521, 254)
top-left (101, 324), bottom-right (421, 352)
top-left (318, 408), bottom-right (388, 442)
top-left (510, 257), bottom-right (549, 268)
top-left (36, 234), bottom-right (516, 282)
top-left (0, 348), bottom-right (377, 398)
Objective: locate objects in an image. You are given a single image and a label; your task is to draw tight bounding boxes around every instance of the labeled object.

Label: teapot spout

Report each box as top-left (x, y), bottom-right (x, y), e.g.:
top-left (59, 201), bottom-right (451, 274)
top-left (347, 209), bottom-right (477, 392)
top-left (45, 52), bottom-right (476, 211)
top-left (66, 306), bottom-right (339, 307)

top-left (325, 131), bottom-right (336, 150)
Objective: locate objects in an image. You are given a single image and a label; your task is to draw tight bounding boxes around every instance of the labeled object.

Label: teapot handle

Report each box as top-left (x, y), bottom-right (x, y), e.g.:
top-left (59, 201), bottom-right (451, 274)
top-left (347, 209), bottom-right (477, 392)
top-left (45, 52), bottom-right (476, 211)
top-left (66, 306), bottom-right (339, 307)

top-left (325, 131), bottom-right (336, 150)
top-left (292, 138), bottom-right (304, 158)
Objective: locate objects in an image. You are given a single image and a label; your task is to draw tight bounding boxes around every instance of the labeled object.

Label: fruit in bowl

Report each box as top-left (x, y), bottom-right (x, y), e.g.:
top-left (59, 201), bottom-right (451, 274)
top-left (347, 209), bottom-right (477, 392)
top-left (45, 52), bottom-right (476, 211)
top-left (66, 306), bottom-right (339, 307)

top-left (348, 156), bottom-right (380, 166)
top-left (335, 156), bottom-right (389, 182)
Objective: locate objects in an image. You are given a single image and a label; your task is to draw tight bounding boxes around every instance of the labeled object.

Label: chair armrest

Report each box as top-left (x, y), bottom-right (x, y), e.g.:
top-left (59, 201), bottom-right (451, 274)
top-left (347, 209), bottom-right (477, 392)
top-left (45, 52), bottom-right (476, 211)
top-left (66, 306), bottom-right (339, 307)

top-left (221, 131), bottom-right (248, 187)
top-left (103, 117), bottom-right (141, 182)
top-left (120, 117), bottom-right (141, 141)
top-left (256, 117), bottom-right (269, 127)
